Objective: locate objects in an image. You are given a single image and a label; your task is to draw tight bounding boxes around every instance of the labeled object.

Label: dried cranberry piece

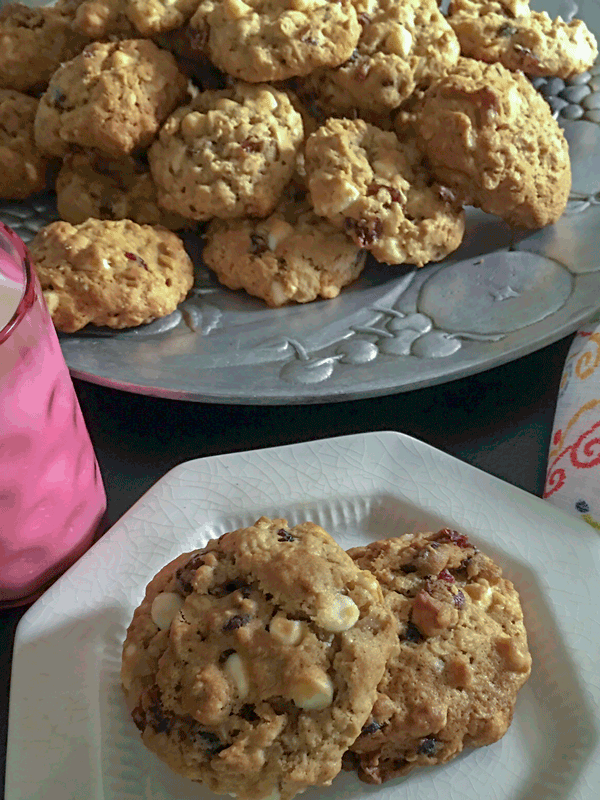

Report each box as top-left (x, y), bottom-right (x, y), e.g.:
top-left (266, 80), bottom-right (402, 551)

top-left (124, 251), bottom-right (149, 270)
top-left (367, 183), bottom-right (402, 204)
top-left (345, 217), bottom-right (382, 247)
top-left (146, 688), bottom-right (174, 734)
top-left (240, 137), bottom-right (262, 153)
top-left (436, 528), bottom-right (472, 549)
top-left (131, 704), bottom-right (146, 731)
top-left (417, 737), bottom-right (438, 756)
top-left (222, 614), bottom-right (252, 632)
top-left (437, 568), bottom-right (455, 583)
top-left (186, 723), bottom-right (227, 754)
top-left (277, 528), bottom-right (296, 542)
top-left (175, 552), bottom-right (205, 594)
top-left (249, 233), bottom-right (268, 255)
top-left (359, 720), bottom-right (384, 736)
top-left (402, 621), bottom-right (424, 643)
top-left (354, 60), bottom-right (371, 81)
top-left (211, 578), bottom-right (250, 598)
top-left (453, 589), bottom-right (465, 609)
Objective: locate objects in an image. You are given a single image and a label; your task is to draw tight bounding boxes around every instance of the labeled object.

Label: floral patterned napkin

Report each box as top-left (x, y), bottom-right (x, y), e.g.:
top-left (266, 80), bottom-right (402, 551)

top-left (544, 312), bottom-right (600, 529)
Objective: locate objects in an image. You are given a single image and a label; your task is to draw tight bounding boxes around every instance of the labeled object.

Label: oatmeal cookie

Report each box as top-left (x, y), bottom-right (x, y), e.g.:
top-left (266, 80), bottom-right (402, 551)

top-left (56, 151), bottom-right (191, 230)
top-left (299, 0), bottom-right (460, 115)
top-left (29, 218), bottom-right (194, 332)
top-left (0, 90), bottom-right (50, 200)
top-left (203, 186), bottom-right (366, 306)
top-left (415, 58), bottom-right (571, 228)
top-left (34, 39), bottom-right (188, 159)
top-left (347, 529), bottom-right (532, 784)
top-left (73, 0), bottom-right (199, 38)
top-left (189, 0), bottom-right (361, 83)
top-left (0, 2), bottom-right (89, 94)
top-left (305, 118), bottom-right (465, 266)
top-left (149, 82), bottom-right (303, 220)
top-left (447, 0), bottom-right (597, 78)
top-left (120, 517), bottom-right (398, 800)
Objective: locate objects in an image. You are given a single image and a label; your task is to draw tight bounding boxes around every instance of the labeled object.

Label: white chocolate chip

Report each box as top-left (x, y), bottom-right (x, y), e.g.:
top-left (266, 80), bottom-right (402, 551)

top-left (269, 281), bottom-right (287, 306)
top-left (224, 652), bottom-right (249, 699)
top-left (269, 614), bottom-right (304, 646)
top-left (317, 594), bottom-right (360, 633)
top-left (464, 582), bottom-right (493, 608)
top-left (324, 180), bottom-right (360, 215)
top-left (223, 0), bottom-right (253, 19)
top-left (257, 89), bottom-right (278, 111)
top-left (151, 592), bottom-right (184, 630)
top-left (385, 26), bottom-right (412, 58)
top-left (181, 111), bottom-right (207, 138)
top-left (290, 670), bottom-right (334, 710)
top-left (264, 218), bottom-right (294, 250)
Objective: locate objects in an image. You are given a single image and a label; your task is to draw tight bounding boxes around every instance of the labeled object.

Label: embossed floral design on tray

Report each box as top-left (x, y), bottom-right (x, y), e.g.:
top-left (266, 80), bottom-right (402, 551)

top-left (3, 0), bottom-right (600, 402)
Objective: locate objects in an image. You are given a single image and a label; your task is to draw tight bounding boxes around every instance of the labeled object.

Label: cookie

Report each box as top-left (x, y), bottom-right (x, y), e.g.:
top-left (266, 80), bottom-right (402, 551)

top-left (189, 0), bottom-right (361, 83)
top-left (120, 517), bottom-right (399, 800)
top-left (448, 0), bottom-right (597, 78)
top-left (415, 58), bottom-right (571, 228)
top-left (203, 186), bottom-right (366, 306)
top-left (0, 90), bottom-right (50, 200)
top-left (34, 39), bottom-right (188, 159)
top-left (0, 2), bottom-right (89, 94)
top-left (149, 82), bottom-right (303, 220)
top-left (56, 151), bottom-right (192, 230)
top-left (299, 0), bottom-right (460, 115)
top-left (29, 218), bottom-right (194, 332)
top-left (305, 117), bottom-right (465, 266)
top-left (73, 0), bottom-right (199, 38)
top-left (347, 529), bottom-right (532, 784)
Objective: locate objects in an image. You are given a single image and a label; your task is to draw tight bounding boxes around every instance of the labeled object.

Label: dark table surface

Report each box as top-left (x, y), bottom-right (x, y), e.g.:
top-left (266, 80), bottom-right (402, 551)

top-left (0, 332), bottom-right (575, 799)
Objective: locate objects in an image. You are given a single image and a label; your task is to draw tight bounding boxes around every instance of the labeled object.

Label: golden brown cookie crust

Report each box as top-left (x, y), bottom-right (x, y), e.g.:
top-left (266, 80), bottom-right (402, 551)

top-left (190, 0), bottom-right (362, 83)
top-left (0, 90), bottom-right (49, 200)
top-left (347, 529), bottom-right (532, 784)
top-left (448, 0), bottom-right (598, 78)
top-left (34, 39), bottom-right (188, 159)
top-left (29, 218), bottom-right (194, 332)
top-left (149, 82), bottom-right (303, 220)
top-left (299, 0), bottom-right (460, 115)
top-left (121, 517), bottom-right (399, 800)
top-left (0, 2), bottom-right (89, 94)
top-left (55, 151), bottom-right (192, 230)
top-left (305, 117), bottom-right (465, 266)
top-left (203, 187), bottom-right (366, 306)
top-left (415, 58), bottom-right (572, 228)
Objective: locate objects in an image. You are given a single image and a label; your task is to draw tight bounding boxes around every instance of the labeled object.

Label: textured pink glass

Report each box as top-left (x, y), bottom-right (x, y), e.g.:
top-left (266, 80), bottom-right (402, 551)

top-left (0, 222), bottom-right (106, 607)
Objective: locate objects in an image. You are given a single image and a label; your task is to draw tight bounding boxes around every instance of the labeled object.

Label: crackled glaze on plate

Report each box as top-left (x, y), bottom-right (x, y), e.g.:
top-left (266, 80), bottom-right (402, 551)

top-left (5, 432), bottom-right (600, 800)
top-left (3, 1), bottom-right (600, 401)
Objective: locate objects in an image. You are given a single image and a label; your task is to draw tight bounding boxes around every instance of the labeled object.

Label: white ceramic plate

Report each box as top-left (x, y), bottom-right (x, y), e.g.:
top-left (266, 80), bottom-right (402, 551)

top-left (5, 432), bottom-right (600, 799)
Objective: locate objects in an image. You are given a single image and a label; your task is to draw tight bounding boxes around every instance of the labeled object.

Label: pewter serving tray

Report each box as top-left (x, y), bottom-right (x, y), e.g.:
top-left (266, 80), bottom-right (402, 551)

top-left (4, 0), bottom-right (600, 403)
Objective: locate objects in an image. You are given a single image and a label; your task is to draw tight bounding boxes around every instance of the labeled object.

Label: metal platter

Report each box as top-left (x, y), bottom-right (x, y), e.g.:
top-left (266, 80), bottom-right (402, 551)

top-left (3, 0), bottom-right (600, 403)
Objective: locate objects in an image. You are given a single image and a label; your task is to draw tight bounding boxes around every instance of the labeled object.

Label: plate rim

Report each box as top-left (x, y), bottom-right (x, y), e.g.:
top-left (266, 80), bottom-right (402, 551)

top-left (6, 431), bottom-right (600, 799)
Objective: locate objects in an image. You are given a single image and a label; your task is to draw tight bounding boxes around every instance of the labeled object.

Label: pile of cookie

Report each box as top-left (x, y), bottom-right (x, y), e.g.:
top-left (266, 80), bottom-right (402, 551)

top-left (0, 0), bottom-right (597, 329)
top-left (121, 517), bottom-right (532, 797)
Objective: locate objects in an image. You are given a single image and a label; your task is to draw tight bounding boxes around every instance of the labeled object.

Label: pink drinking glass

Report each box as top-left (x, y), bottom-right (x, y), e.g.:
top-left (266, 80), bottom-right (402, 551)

top-left (0, 221), bottom-right (107, 607)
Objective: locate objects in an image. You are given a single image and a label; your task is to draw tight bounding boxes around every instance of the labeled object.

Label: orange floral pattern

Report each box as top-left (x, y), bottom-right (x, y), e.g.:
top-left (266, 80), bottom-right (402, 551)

top-left (545, 315), bottom-right (600, 529)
